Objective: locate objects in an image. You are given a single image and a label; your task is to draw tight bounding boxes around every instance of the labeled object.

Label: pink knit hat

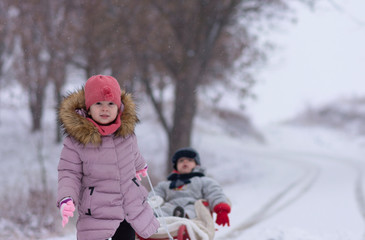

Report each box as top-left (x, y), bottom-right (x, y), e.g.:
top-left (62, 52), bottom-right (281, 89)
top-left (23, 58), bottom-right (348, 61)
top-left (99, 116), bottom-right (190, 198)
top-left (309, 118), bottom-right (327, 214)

top-left (84, 75), bottom-right (122, 110)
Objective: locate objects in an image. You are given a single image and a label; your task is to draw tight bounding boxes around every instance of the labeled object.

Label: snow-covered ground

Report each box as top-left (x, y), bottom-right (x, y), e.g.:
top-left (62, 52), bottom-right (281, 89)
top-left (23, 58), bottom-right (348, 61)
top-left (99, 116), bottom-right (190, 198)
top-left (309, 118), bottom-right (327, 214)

top-left (216, 125), bottom-right (365, 240)
top-left (1, 86), bottom-right (365, 240)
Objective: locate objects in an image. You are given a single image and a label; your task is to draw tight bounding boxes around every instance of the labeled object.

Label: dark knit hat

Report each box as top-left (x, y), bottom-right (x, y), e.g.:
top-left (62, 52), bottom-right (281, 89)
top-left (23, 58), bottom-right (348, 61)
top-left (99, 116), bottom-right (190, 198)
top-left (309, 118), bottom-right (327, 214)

top-left (172, 147), bottom-right (200, 170)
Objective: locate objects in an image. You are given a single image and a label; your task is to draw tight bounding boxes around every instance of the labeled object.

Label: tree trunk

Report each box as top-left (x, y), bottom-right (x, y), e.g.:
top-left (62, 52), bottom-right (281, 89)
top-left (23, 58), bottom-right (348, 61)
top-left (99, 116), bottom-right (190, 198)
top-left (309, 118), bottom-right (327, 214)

top-left (0, 63), bottom-right (2, 126)
top-left (55, 85), bottom-right (63, 143)
top-left (167, 77), bottom-right (197, 174)
top-left (29, 86), bottom-right (45, 132)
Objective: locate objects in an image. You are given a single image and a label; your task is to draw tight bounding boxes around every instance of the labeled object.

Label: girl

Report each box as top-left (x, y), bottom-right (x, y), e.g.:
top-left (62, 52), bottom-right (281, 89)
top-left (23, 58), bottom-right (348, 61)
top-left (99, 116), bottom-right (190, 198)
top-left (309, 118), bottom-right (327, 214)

top-left (57, 75), bottom-right (159, 240)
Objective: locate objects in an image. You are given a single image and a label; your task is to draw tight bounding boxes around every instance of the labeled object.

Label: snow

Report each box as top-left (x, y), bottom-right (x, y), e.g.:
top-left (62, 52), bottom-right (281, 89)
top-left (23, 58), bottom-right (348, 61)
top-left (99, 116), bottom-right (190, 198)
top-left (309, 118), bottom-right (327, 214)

top-left (1, 1), bottom-right (364, 239)
top-left (1, 85), bottom-right (365, 240)
top-left (247, 0), bottom-right (365, 126)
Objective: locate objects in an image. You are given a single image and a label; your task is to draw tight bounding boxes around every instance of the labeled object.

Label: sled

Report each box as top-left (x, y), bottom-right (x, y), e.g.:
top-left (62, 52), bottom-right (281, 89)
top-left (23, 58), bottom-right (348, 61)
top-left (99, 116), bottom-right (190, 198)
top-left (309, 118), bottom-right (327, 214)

top-left (137, 223), bottom-right (191, 240)
top-left (136, 200), bottom-right (215, 240)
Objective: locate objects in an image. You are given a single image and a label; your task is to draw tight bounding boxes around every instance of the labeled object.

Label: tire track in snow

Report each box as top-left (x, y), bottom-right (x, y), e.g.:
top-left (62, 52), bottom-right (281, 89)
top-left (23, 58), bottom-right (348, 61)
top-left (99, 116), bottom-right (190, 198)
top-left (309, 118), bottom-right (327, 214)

top-left (349, 161), bottom-right (365, 239)
top-left (288, 152), bottom-right (365, 233)
top-left (223, 150), bottom-right (365, 239)
top-left (297, 152), bottom-right (365, 238)
top-left (223, 153), bottom-right (320, 238)
top-left (355, 168), bottom-right (365, 219)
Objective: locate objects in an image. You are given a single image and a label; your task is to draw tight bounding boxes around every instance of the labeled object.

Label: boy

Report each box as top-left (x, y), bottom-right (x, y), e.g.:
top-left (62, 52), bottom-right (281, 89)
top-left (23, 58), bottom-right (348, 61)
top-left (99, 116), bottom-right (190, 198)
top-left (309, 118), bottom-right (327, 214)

top-left (150, 147), bottom-right (231, 227)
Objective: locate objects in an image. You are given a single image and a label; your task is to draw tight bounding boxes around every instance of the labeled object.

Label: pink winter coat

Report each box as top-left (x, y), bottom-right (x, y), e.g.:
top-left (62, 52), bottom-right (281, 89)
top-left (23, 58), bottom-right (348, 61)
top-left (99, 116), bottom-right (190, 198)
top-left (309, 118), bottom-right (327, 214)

top-left (57, 89), bottom-right (159, 240)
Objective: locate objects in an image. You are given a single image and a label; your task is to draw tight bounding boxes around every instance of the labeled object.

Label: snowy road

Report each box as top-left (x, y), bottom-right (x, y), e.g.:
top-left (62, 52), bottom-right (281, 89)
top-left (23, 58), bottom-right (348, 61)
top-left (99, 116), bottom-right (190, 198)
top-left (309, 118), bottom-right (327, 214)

top-left (216, 147), bottom-right (365, 240)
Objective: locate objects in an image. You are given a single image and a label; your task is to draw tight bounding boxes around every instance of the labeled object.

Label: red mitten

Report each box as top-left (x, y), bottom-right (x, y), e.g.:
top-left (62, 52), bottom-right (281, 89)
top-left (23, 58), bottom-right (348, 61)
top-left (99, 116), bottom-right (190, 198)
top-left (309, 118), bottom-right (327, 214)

top-left (213, 202), bottom-right (231, 227)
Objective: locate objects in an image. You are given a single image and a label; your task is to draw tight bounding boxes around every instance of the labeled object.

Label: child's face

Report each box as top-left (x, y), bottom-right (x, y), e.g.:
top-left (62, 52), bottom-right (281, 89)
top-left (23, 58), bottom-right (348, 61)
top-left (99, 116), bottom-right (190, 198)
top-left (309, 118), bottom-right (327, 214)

top-left (88, 101), bottom-right (119, 125)
top-left (176, 157), bottom-right (197, 174)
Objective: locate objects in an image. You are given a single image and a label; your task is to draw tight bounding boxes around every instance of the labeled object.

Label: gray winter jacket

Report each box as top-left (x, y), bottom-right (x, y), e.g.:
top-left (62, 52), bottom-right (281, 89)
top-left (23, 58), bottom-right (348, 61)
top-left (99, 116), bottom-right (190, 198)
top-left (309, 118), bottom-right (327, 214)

top-left (57, 89), bottom-right (159, 240)
top-left (150, 167), bottom-right (228, 218)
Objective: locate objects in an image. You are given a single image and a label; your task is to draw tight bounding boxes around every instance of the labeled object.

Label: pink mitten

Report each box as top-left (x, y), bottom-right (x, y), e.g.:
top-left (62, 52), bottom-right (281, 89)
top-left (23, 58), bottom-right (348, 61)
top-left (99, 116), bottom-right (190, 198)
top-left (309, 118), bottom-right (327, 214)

top-left (60, 199), bottom-right (75, 227)
top-left (136, 165), bottom-right (148, 181)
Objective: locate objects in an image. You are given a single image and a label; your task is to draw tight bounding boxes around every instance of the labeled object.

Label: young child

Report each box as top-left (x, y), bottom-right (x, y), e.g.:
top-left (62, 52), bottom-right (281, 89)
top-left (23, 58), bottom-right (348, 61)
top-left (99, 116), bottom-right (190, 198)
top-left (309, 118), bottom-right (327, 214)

top-left (57, 75), bottom-right (159, 240)
top-left (150, 147), bottom-right (231, 227)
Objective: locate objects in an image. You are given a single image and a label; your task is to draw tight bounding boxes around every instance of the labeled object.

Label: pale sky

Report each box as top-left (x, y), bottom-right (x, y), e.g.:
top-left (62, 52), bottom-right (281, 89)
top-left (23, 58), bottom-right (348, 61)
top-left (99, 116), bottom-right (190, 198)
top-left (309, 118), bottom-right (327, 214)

top-left (247, 0), bottom-right (365, 126)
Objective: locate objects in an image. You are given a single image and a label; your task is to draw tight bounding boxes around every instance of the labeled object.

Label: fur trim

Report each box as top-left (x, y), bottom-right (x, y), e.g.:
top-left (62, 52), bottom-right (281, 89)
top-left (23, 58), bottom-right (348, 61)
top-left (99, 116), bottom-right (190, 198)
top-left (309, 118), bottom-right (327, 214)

top-left (58, 88), bottom-right (139, 145)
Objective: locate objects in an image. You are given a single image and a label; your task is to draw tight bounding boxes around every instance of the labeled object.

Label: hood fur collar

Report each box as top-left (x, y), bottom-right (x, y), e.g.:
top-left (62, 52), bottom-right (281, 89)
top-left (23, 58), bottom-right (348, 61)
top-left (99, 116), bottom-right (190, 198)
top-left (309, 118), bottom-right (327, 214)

top-left (58, 88), bottom-right (139, 145)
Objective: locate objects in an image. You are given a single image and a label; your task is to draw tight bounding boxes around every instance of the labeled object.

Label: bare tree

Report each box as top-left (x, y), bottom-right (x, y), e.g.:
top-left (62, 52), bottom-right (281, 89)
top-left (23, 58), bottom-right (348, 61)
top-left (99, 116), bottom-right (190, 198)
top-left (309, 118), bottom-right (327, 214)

top-left (45, 0), bottom-right (78, 142)
top-left (0, 0), bottom-right (17, 125)
top-left (70, 1), bottom-right (315, 174)
top-left (0, 1), bottom-right (7, 80)
top-left (8, 0), bottom-right (77, 134)
top-left (106, 0), bottom-right (140, 92)
top-left (2, 1), bottom-right (73, 232)
top-left (123, 0), bottom-right (314, 173)
top-left (68, 0), bottom-right (117, 77)
top-left (66, 0), bottom-right (138, 93)
top-left (6, 0), bottom-right (315, 173)
top-left (0, 2), bottom-right (6, 126)
top-left (9, 0), bottom-right (52, 132)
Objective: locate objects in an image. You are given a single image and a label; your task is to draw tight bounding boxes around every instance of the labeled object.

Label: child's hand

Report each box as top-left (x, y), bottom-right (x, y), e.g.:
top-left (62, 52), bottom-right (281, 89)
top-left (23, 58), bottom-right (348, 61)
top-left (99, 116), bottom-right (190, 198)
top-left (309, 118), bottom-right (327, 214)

top-left (136, 165), bottom-right (148, 181)
top-left (148, 195), bottom-right (164, 209)
top-left (60, 200), bottom-right (75, 227)
top-left (214, 202), bottom-right (231, 227)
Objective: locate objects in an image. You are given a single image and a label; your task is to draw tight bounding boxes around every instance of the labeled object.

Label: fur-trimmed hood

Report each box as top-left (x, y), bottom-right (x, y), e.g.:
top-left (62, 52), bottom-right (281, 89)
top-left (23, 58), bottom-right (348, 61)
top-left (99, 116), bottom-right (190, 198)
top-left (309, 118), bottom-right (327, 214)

top-left (58, 88), bottom-right (139, 145)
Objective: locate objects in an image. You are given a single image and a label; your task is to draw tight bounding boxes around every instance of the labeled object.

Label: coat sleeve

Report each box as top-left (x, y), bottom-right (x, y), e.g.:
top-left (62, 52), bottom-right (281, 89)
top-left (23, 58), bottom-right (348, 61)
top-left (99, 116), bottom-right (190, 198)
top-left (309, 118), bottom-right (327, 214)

top-left (131, 134), bottom-right (147, 171)
top-left (149, 181), bottom-right (167, 200)
top-left (57, 136), bottom-right (83, 207)
top-left (201, 177), bottom-right (229, 211)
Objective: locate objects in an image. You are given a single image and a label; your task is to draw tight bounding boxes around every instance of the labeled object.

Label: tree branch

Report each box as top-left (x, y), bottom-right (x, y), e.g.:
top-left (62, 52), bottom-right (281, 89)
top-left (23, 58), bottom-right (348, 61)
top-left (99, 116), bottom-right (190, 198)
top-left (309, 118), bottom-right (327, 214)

top-left (140, 62), bottom-right (171, 136)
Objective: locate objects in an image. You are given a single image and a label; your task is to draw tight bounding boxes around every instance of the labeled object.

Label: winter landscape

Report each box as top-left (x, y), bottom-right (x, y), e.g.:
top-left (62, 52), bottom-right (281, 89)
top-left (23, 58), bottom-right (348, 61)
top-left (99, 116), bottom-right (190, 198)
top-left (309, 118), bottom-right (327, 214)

top-left (1, 82), bottom-right (365, 240)
top-left (1, 1), bottom-right (365, 240)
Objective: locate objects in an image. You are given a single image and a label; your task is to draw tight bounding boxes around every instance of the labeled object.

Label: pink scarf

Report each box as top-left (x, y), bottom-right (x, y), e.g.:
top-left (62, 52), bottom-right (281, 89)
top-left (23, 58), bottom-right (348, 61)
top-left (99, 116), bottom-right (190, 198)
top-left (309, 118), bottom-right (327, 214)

top-left (87, 111), bottom-right (122, 136)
